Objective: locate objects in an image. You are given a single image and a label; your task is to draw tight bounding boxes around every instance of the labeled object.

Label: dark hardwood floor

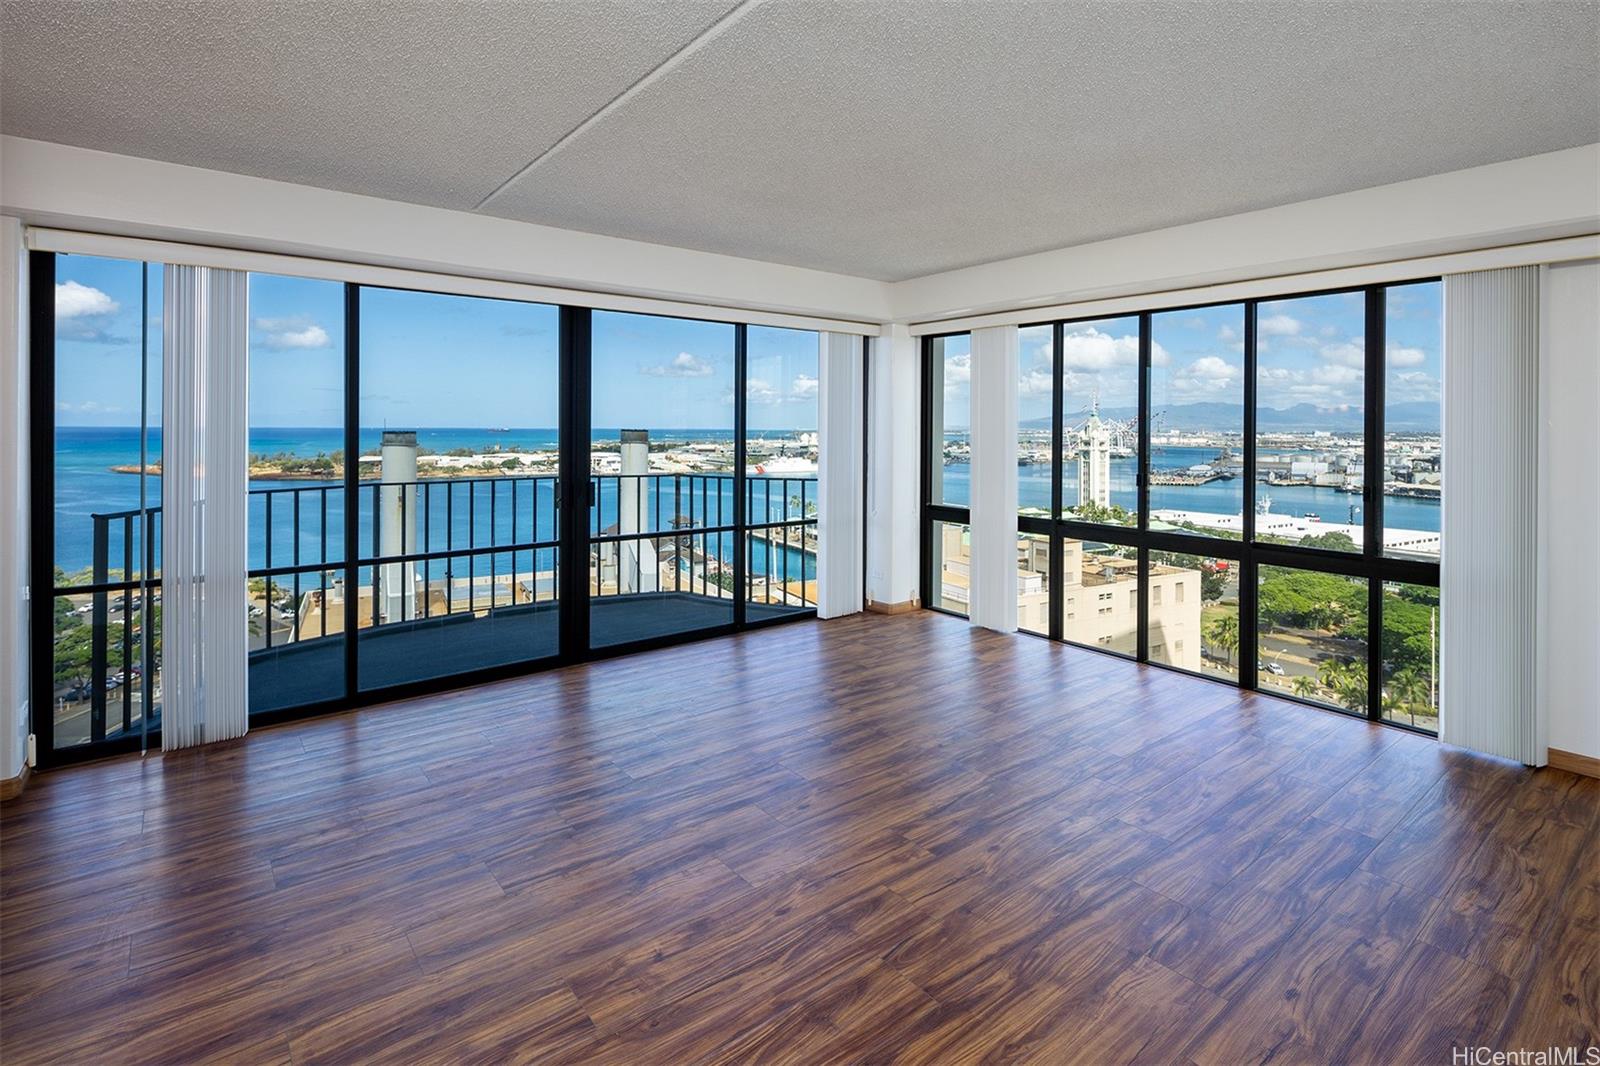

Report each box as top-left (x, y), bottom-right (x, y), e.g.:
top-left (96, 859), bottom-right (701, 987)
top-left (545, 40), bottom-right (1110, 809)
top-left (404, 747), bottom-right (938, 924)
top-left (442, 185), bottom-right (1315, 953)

top-left (2, 611), bottom-right (1595, 1064)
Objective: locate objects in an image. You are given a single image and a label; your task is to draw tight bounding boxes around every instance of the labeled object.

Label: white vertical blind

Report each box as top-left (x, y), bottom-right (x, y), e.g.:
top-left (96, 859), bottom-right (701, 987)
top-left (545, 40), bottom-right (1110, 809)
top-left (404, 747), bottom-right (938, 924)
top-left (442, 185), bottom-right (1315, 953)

top-left (161, 265), bottom-right (250, 751)
top-left (816, 332), bottom-right (864, 618)
top-left (1441, 266), bottom-right (1543, 765)
top-left (967, 325), bottom-right (1019, 632)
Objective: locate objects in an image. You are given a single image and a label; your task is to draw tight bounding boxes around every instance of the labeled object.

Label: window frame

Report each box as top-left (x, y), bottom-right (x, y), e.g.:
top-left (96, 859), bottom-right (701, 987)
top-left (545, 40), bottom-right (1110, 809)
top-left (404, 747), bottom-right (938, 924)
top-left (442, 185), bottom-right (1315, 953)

top-left (29, 253), bottom-right (834, 768)
top-left (921, 281), bottom-right (1442, 734)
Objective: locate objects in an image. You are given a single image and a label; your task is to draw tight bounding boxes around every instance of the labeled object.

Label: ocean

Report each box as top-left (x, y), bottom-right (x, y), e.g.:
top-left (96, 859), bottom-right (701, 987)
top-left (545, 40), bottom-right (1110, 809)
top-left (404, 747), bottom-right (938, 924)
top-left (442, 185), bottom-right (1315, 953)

top-left (943, 443), bottom-right (1442, 533)
top-left (51, 427), bottom-right (817, 584)
top-left (50, 429), bottom-right (1438, 585)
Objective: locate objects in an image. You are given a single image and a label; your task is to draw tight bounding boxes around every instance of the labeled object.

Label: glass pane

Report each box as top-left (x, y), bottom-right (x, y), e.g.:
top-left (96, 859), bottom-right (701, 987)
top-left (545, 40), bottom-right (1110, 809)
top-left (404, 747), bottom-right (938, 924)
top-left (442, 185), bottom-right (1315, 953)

top-left (1061, 316), bottom-right (1139, 526)
top-left (51, 254), bottom-right (162, 754)
top-left (1017, 324), bottom-right (1053, 518)
top-left (1017, 531), bottom-right (1050, 636)
top-left (1254, 292), bottom-right (1366, 551)
top-left (1383, 282), bottom-right (1442, 560)
top-left (1149, 550), bottom-right (1239, 682)
top-left (929, 334), bottom-right (970, 508)
top-left (746, 325), bottom-right (818, 618)
top-left (53, 255), bottom-right (161, 586)
top-left (1062, 537), bottom-right (1138, 655)
top-left (1381, 582), bottom-right (1440, 733)
top-left (591, 311), bottom-right (735, 647)
top-left (930, 521), bottom-right (971, 616)
top-left (48, 591), bottom-right (158, 749)
top-left (1148, 305), bottom-right (1245, 539)
top-left (1257, 566), bottom-right (1369, 714)
top-left (246, 274), bottom-right (347, 714)
top-left (357, 288), bottom-right (561, 689)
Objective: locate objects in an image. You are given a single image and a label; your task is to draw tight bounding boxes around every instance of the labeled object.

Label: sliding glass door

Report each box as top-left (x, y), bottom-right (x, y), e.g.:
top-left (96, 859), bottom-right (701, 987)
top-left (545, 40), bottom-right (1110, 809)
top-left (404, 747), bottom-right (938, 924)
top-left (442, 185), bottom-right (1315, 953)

top-left (588, 311), bottom-right (737, 647)
top-left (355, 287), bottom-right (562, 690)
top-left (32, 256), bottom-right (828, 767)
top-left (584, 314), bottom-right (821, 649)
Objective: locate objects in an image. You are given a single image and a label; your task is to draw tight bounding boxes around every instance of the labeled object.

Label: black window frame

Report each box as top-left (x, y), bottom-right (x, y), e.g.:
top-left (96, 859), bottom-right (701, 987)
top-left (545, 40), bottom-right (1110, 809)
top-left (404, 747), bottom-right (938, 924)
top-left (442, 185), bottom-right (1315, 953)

top-left (920, 281), bottom-right (1442, 735)
top-left (29, 251), bottom-right (846, 768)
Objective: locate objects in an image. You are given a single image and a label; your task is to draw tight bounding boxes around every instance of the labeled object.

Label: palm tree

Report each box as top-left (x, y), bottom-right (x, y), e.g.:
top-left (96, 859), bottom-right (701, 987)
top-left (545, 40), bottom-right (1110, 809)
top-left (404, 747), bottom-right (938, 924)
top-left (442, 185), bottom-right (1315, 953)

top-left (1292, 674), bottom-right (1318, 699)
top-left (1318, 659), bottom-right (1368, 714)
top-left (1205, 614), bottom-right (1239, 668)
top-left (1387, 668), bottom-right (1432, 718)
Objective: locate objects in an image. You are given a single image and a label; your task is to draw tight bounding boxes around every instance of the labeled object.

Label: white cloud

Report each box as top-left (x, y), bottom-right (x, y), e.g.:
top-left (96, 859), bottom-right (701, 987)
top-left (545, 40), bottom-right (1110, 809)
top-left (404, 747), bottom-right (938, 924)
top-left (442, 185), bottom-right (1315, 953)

top-left (1165, 355), bottom-right (1241, 397)
top-left (1217, 323), bottom-right (1239, 344)
top-left (1388, 370), bottom-right (1439, 403)
top-left (1259, 314), bottom-right (1301, 337)
top-left (56, 281), bottom-right (119, 319)
top-left (55, 281), bottom-right (122, 341)
top-left (1318, 340), bottom-right (1365, 368)
top-left (746, 377), bottom-right (779, 404)
top-left (1060, 326), bottom-right (1141, 371)
top-left (944, 352), bottom-right (971, 387)
top-left (1018, 365), bottom-right (1052, 396)
top-left (643, 351), bottom-right (713, 378)
top-left (1311, 363), bottom-right (1362, 386)
top-left (789, 373), bottom-right (818, 400)
top-left (1388, 345), bottom-right (1427, 367)
top-left (255, 317), bottom-right (331, 350)
top-left (56, 399), bottom-right (122, 414)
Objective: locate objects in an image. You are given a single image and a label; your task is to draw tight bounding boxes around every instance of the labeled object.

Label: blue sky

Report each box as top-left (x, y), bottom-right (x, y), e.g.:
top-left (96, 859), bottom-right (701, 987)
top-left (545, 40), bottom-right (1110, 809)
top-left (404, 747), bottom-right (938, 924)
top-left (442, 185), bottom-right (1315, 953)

top-left (56, 253), bottom-right (1435, 433)
top-left (953, 285), bottom-right (1442, 432)
top-left (53, 254), bottom-right (163, 426)
top-left (54, 255), bottom-right (820, 431)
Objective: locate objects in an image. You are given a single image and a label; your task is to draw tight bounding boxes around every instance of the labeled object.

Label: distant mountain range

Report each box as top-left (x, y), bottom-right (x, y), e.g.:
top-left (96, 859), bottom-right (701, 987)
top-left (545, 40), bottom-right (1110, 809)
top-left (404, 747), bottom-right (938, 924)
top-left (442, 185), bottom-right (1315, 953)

top-left (1022, 401), bottom-right (1439, 434)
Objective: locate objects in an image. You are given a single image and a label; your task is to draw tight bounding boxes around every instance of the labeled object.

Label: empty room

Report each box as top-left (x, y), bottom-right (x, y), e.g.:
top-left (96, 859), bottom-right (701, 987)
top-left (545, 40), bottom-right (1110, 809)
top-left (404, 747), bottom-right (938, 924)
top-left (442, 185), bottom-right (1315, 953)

top-left (1, 1), bottom-right (1597, 1063)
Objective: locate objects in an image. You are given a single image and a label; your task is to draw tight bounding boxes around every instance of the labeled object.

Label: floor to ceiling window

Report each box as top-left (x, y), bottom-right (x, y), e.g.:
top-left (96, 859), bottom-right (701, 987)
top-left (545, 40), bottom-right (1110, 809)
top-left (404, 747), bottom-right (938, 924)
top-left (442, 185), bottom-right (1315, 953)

top-left (924, 333), bottom-right (972, 617)
top-left (927, 279), bottom-right (1442, 734)
top-left (745, 325), bottom-right (820, 620)
top-left (589, 311), bottom-right (737, 647)
top-left (356, 287), bottom-right (563, 690)
top-left (32, 254), bottom-right (831, 766)
top-left (38, 253), bottom-right (162, 755)
top-left (246, 273), bottom-right (347, 714)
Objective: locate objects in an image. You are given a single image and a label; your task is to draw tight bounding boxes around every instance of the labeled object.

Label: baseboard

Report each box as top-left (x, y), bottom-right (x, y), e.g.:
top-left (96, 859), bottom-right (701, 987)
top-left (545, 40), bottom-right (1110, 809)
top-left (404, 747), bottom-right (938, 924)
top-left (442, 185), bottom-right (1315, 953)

top-left (0, 761), bottom-right (32, 803)
top-left (1548, 747), bottom-right (1600, 780)
top-left (866, 598), bottom-right (920, 616)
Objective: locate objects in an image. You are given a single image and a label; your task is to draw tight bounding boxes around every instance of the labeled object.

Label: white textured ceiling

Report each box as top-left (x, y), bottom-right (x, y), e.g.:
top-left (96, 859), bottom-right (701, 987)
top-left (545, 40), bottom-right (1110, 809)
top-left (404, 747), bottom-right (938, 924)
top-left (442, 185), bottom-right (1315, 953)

top-left (5, 0), bottom-right (1598, 281)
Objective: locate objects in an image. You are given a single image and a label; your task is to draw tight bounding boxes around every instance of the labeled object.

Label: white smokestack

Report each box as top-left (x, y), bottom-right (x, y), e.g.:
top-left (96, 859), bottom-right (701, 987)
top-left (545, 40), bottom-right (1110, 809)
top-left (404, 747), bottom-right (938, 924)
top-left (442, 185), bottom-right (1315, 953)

top-left (617, 429), bottom-right (657, 594)
top-left (379, 430), bottom-right (419, 623)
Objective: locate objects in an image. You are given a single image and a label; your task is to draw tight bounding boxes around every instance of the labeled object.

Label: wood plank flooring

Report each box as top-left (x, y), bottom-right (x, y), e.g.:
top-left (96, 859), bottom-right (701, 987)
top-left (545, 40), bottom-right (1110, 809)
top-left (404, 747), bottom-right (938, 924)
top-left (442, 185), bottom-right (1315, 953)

top-left (2, 611), bottom-right (1595, 1064)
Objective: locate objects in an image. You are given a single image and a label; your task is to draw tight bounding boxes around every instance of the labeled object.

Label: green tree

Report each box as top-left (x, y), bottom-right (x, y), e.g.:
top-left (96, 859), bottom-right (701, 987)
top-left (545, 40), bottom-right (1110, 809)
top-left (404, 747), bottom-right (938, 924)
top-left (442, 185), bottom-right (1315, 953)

top-left (1385, 667), bottom-right (1433, 718)
top-left (1317, 659), bottom-right (1368, 714)
top-left (1298, 531), bottom-right (1358, 552)
top-left (1205, 614), bottom-right (1239, 668)
top-left (1292, 674), bottom-right (1319, 699)
top-left (53, 620), bottom-right (119, 690)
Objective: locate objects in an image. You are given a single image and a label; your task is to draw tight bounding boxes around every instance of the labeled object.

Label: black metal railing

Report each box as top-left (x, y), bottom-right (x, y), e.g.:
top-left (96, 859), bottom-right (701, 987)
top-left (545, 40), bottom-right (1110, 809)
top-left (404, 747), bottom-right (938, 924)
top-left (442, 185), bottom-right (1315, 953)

top-left (55, 473), bottom-right (817, 738)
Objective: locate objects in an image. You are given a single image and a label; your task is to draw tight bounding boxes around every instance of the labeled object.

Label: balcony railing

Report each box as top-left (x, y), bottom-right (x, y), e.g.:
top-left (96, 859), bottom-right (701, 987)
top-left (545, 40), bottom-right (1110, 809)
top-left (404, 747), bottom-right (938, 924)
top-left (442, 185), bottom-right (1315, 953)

top-left (55, 473), bottom-right (816, 741)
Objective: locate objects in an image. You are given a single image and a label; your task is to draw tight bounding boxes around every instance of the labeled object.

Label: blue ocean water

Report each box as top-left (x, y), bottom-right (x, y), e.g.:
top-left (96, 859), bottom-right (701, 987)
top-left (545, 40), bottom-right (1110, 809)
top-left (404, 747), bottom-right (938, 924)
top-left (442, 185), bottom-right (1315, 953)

top-left (51, 427), bottom-right (816, 584)
top-left (941, 443), bottom-right (1441, 533)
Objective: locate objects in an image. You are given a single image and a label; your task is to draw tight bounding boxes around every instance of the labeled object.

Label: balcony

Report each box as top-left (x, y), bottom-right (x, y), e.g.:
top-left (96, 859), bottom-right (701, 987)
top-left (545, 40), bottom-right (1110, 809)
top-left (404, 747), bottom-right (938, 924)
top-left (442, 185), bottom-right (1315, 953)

top-left (50, 473), bottom-right (816, 745)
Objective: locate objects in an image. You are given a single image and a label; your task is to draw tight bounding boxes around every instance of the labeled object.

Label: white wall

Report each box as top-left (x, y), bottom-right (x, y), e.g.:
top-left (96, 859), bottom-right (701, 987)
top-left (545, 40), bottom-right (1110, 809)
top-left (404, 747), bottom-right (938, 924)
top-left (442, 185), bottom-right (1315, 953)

top-left (1, 136), bottom-right (893, 325)
top-left (894, 144), bottom-right (1600, 325)
top-left (1, 214), bottom-right (30, 782)
top-left (1542, 259), bottom-right (1600, 761)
